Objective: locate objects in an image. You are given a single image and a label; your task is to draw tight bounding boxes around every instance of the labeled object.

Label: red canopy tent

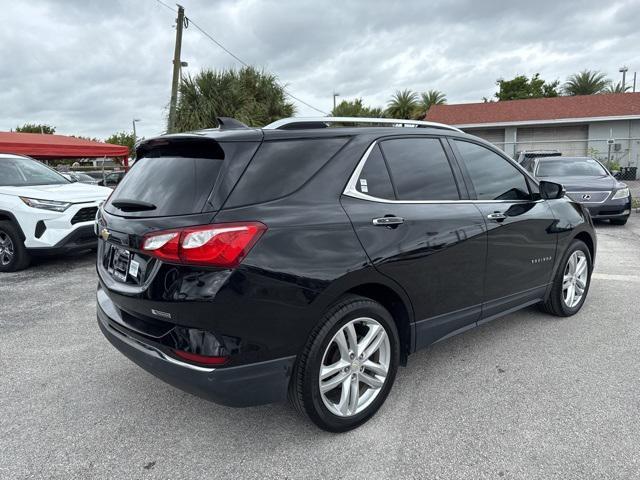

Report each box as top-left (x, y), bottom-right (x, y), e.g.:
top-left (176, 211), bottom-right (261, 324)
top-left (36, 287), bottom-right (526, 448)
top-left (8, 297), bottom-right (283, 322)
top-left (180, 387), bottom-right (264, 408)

top-left (0, 132), bottom-right (129, 167)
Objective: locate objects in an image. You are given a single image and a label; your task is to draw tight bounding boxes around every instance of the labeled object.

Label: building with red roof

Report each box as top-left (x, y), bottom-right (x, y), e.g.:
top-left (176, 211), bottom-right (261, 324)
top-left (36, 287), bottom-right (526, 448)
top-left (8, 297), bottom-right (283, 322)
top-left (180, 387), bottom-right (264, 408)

top-left (426, 93), bottom-right (640, 171)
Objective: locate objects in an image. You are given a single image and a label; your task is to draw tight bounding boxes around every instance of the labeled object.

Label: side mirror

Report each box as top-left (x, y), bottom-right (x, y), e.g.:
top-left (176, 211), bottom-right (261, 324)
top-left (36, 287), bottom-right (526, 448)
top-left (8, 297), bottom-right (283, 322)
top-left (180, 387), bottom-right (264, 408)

top-left (611, 170), bottom-right (621, 179)
top-left (539, 180), bottom-right (565, 200)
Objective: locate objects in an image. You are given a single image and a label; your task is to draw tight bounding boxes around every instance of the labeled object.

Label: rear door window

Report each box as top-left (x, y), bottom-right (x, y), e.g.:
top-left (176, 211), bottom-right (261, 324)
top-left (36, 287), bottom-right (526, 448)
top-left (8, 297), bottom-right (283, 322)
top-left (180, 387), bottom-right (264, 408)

top-left (105, 141), bottom-right (227, 217)
top-left (379, 138), bottom-right (460, 200)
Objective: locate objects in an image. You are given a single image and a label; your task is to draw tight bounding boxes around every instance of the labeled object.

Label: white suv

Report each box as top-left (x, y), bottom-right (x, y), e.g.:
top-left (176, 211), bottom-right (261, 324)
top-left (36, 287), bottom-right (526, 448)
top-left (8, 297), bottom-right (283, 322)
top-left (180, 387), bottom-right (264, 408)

top-left (0, 154), bottom-right (112, 272)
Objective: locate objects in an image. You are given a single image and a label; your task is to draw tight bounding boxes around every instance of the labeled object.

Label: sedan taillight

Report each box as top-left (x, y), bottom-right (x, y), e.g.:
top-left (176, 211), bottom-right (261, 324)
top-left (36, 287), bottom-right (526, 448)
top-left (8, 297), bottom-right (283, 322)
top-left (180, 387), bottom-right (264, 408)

top-left (142, 222), bottom-right (266, 267)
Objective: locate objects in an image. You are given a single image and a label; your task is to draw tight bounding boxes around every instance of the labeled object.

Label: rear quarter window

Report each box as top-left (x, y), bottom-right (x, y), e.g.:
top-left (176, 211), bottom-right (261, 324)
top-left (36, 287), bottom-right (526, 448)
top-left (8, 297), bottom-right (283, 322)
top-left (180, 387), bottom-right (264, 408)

top-left (225, 137), bottom-right (349, 207)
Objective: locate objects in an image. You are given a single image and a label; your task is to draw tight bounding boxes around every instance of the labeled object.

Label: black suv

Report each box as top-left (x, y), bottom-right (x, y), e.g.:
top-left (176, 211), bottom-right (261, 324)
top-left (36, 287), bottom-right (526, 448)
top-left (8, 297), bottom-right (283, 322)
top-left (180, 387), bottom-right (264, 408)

top-left (96, 117), bottom-right (596, 432)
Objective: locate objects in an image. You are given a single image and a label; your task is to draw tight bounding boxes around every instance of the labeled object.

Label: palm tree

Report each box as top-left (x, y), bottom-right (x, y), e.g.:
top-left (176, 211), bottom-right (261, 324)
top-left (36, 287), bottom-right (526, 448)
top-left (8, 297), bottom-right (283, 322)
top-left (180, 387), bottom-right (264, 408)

top-left (173, 66), bottom-right (295, 132)
top-left (386, 89), bottom-right (419, 119)
top-left (604, 81), bottom-right (631, 94)
top-left (416, 89), bottom-right (447, 118)
top-left (563, 70), bottom-right (610, 96)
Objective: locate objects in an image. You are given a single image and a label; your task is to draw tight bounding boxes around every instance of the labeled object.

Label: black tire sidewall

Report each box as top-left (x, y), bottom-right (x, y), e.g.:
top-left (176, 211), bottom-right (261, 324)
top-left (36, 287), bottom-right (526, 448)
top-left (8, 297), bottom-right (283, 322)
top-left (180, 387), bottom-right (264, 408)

top-left (555, 240), bottom-right (592, 316)
top-left (302, 299), bottom-right (400, 432)
top-left (0, 221), bottom-right (29, 272)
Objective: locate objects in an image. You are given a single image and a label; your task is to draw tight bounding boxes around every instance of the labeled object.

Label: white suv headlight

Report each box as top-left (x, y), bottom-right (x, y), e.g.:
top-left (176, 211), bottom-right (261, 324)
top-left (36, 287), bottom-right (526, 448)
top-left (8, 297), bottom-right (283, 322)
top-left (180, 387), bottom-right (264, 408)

top-left (611, 187), bottom-right (630, 200)
top-left (20, 197), bottom-right (72, 212)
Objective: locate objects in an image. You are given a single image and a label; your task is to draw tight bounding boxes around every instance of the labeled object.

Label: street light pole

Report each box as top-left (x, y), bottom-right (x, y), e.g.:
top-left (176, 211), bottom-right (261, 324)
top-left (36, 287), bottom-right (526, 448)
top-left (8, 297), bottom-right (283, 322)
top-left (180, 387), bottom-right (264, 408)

top-left (132, 118), bottom-right (141, 144)
top-left (619, 66), bottom-right (629, 92)
top-left (332, 92), bottom-right (340, 113)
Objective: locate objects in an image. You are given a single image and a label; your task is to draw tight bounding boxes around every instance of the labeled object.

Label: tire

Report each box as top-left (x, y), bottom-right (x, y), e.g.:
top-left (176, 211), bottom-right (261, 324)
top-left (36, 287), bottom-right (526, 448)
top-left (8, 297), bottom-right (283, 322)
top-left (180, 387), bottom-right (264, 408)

top-left (0, 220), bottom-right (31, 272)
top-left (289, 295), bottom-right (400, 432)
top-left (540, 239), bottom-right (592, 317)
top-left (610, 217), bottom-right (628, 225)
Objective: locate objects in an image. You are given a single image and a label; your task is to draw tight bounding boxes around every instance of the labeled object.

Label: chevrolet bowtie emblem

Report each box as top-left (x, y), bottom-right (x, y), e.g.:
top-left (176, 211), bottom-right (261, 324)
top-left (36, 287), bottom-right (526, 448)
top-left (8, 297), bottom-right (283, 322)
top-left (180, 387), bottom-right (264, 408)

top-left (100, 228), bottom-right (110, 241)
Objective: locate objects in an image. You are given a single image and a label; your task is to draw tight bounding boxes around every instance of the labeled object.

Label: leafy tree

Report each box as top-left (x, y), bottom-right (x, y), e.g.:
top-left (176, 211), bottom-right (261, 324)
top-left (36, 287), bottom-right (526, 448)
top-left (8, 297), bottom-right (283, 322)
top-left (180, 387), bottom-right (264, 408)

top-left (15, 123), bottom-right (56, 134)
top-left (563, 70), bottom-right (610, 96)
top-left (331, 98), bottom-right (386, 117)
top-left (604, 81), bottom-right (631, 94)
top-left (416, 89), bottom-right (447, 118)
top-left (494, 74), bottom-right (559, 101)
top-left (105, 131), bottom-right (136, 155)
top-left (386, 89), bottom-right (419, 119)
top-left (173, 66), bottom-right (296, 132)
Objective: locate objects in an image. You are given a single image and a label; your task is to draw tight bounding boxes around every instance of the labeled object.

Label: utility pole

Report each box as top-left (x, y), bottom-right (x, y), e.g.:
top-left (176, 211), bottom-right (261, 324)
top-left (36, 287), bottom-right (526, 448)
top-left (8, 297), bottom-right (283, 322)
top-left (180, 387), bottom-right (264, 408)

top-left (633, 72), bottom-right (637, 93)
top-left (168, 5), bottom-right (185, 133)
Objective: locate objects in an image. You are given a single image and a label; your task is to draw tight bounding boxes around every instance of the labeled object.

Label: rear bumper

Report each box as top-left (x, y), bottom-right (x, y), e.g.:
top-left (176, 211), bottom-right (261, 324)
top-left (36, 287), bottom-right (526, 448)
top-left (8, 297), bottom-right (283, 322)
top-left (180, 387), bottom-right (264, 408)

top-left (97, 292), bottom-right (295, 407)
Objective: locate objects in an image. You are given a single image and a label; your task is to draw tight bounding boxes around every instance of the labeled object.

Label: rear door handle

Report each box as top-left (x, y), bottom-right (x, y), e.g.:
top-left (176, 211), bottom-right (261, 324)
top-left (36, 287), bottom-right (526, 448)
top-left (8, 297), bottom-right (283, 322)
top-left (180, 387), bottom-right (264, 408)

top-left (487, 212), bottom-right (507, 221)
top-left (372, 216), bottom-right (404, 226)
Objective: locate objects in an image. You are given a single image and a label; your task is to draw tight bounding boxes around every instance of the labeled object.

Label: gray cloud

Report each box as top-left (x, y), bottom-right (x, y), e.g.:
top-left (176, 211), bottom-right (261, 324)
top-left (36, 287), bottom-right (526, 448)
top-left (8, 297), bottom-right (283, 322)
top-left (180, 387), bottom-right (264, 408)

top-left (1, 0), bottom-right (639, 139)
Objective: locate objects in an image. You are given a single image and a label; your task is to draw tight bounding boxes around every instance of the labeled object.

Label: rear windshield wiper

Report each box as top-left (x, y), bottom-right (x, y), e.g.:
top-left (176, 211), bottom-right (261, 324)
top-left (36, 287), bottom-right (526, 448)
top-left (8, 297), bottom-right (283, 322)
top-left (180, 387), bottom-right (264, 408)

top-left (111, 199), bottom-right (157, 212)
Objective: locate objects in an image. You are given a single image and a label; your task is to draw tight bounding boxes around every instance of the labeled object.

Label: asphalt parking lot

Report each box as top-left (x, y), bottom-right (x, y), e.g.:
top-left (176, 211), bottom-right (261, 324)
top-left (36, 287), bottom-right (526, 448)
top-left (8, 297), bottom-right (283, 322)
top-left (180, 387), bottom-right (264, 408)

top-left (2, 213), bottom-right (640, 480)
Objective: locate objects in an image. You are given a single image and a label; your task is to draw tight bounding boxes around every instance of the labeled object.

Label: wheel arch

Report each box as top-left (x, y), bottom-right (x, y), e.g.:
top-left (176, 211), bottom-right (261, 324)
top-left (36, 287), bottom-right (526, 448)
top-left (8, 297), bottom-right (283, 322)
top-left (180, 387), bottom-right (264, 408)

top-left (0, 210), bottom-right (25, 241)
top-left (344, 282), bottom-right (414, 366)
top-left (573, 230), bottom-right (595, 265)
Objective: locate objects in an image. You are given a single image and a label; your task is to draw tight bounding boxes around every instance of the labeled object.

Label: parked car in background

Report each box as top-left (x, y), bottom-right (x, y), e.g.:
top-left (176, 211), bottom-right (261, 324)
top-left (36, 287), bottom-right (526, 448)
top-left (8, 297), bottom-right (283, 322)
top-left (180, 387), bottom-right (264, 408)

top-left (0, 153), bottom-right (111, 272)
top-left (97, 170), bottom-right (126, 188)
top-left (516, 149), bottom-right (561, 164)
top-left (61, 172), bottom-right (100, 185)
top-left (96, 117), bottom-right (597, 432)
top-left (525, 156), bottom-right (632, 225)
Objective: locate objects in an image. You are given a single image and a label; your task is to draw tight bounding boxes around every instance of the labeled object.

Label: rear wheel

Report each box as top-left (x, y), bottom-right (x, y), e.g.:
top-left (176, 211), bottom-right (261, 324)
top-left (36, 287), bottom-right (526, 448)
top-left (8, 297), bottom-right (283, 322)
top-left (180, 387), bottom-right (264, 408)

top-left (289, 295), bottom-right (399, 432)
top-left (0, 221), bottom-right (30, 272)
top-left (541, 239), bottom-right (591, 316)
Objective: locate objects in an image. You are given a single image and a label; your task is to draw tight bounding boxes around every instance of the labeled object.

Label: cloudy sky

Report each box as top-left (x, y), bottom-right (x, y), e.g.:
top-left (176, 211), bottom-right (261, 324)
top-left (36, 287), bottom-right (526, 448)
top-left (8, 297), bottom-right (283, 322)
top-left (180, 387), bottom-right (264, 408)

top-left (1, 0), bottom-right (639, 139)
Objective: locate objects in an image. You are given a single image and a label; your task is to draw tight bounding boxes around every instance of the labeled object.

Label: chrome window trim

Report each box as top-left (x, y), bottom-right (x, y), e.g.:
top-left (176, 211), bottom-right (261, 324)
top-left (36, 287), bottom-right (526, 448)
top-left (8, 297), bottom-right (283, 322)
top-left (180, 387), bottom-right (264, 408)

top-left (264, 116), bottom-right (463, 133)
top-left (565, 191), bottom-right (612, 204)
top-left (343, 140), bottom-right (543, 205)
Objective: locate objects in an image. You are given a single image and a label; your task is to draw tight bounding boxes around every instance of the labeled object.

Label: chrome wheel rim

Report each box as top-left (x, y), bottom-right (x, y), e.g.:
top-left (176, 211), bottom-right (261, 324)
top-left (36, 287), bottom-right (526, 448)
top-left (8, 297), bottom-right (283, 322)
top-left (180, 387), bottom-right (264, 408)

top-left (318, 317), bottom-right (390, 417)
top-left (563, 250), bottom-right (588, 308)
top-left (0, 231), bottom-right (14, 266)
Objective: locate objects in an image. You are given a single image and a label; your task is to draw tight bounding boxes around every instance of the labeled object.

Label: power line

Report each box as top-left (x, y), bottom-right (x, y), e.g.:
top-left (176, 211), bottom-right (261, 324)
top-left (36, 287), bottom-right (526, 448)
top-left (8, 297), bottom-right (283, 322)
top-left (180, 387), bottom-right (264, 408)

top-left (153, 0), bottom-right (327, 115)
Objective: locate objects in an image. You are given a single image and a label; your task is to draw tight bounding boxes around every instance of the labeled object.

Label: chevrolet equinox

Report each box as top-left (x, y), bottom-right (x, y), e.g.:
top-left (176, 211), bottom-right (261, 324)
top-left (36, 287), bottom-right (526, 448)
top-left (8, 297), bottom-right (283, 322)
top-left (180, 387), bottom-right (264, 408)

top-left (96, 116), bottom-right (596, 432)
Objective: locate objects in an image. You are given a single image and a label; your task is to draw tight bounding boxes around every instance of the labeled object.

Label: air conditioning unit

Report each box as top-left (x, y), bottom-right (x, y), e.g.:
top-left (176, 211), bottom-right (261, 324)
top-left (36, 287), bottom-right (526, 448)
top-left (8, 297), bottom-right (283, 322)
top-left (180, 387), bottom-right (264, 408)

top-left (614, 143), bottom-right (622, 152)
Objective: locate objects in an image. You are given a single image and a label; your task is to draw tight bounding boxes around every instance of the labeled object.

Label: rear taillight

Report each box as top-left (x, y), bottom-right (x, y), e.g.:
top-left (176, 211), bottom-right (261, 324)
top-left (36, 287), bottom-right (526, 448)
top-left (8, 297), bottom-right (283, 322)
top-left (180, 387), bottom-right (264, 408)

top-left (142, 222), bottom-right (266, 267)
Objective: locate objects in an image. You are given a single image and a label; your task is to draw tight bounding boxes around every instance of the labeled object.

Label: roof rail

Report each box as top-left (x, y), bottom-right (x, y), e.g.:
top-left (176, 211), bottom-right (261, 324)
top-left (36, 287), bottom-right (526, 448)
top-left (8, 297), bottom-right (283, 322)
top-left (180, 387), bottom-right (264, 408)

top-left (263, 116), bottom-right (463, 133)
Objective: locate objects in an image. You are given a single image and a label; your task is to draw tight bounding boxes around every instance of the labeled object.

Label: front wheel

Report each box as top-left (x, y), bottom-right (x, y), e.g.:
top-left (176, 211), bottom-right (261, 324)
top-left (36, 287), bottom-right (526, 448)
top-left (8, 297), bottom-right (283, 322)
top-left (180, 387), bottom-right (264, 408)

top-left (0, 221), bottom-right (30, 272)
top-left (289, 295), bottom-right (400, 432)
top-left (541, 239), bottom-right (592, 316)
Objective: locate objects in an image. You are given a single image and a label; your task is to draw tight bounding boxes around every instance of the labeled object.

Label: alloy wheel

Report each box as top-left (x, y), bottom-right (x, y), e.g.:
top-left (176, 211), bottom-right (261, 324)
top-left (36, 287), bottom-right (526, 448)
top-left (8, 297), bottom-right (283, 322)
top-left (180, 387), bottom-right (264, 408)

top-left (562, 250), bottom-right (588, 308)
top-left (318, 317), bottom-right (390, 417)
top-left (0, 231), bottom-right (15, 266)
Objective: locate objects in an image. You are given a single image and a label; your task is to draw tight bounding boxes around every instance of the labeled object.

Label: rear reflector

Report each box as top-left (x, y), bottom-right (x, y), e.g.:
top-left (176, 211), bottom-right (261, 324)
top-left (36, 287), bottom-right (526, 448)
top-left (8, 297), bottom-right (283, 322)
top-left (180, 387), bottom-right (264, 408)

top-left (173, 349), bottom-right (229, 365)
top-left (142, 222), bottom-right (266, 267)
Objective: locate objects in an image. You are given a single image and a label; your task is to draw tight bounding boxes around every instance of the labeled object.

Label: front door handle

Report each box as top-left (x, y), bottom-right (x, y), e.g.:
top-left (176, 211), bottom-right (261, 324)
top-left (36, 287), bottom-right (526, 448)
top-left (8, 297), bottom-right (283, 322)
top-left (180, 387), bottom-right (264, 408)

top-left (372, 216), bottom-right (404, 226)
top-left (487, 212), bottom-right (507, 222)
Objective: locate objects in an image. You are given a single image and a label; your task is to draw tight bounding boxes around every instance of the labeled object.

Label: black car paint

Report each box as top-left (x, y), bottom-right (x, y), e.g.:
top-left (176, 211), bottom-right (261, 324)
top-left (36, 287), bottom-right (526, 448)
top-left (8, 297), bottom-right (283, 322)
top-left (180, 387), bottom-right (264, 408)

top-left (96, 127), bottom-right (596, 407)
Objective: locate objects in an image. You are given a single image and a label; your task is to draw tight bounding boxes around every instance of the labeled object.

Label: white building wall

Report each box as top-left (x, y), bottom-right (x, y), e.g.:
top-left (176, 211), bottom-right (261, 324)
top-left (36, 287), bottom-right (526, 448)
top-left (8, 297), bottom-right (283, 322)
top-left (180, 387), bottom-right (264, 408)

top-left (588, 120), bottom-right (640, 167)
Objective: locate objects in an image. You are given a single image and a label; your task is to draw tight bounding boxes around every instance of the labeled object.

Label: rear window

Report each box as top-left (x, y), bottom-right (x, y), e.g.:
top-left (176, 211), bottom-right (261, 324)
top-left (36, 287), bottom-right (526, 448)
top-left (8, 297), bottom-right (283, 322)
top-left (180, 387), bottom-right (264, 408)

top-left (225, 137), bottom-right (348, 207)
top-left (105, 141), bottom-right (226, 217)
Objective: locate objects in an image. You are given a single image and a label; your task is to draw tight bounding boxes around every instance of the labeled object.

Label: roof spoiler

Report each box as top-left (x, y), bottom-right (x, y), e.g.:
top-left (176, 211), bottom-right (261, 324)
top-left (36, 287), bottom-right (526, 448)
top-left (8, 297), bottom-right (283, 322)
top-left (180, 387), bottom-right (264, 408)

top-left (217, 117), bottom-right (250, 130)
